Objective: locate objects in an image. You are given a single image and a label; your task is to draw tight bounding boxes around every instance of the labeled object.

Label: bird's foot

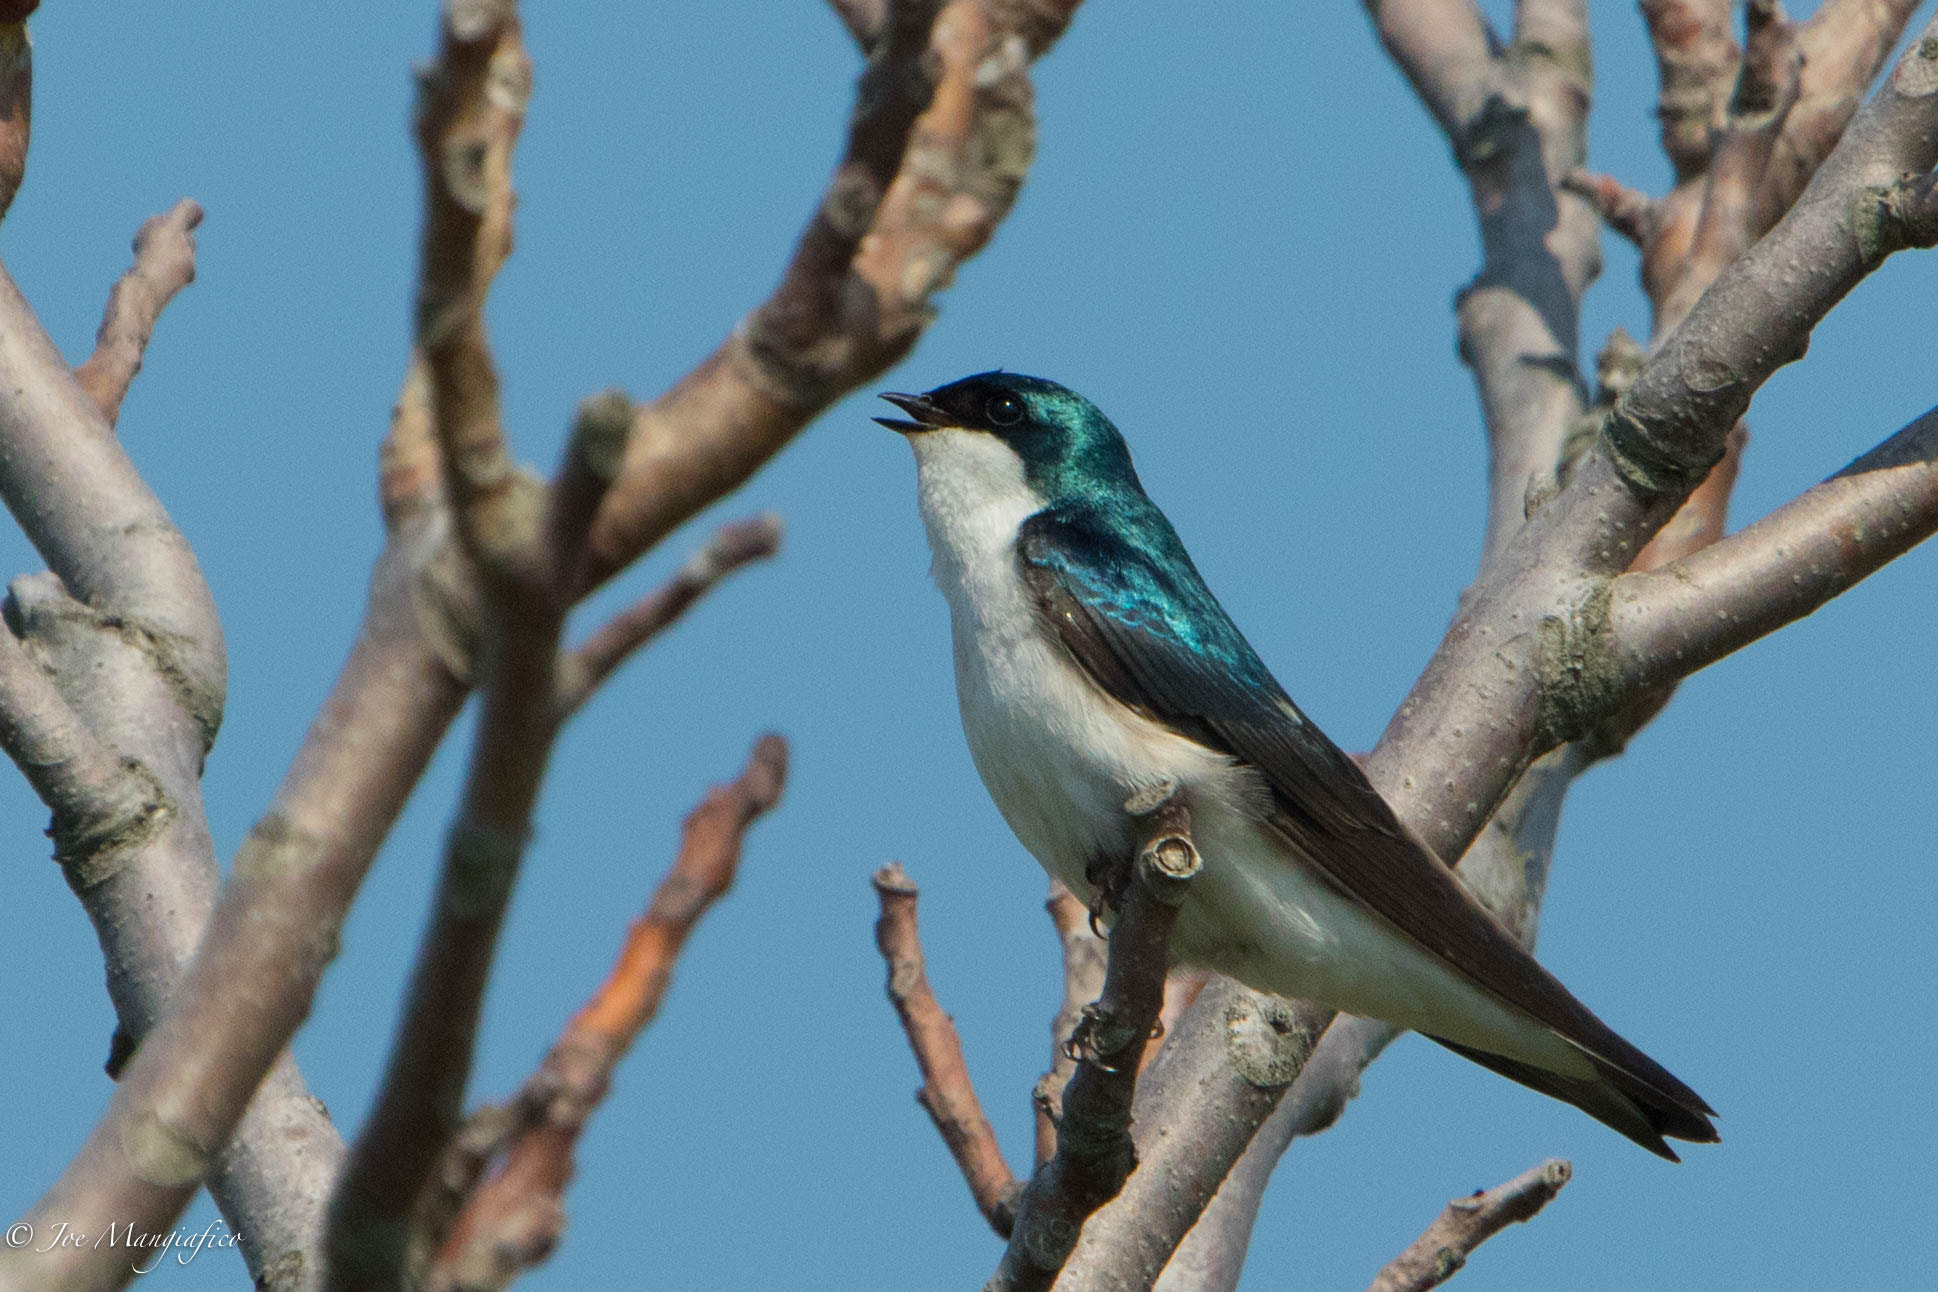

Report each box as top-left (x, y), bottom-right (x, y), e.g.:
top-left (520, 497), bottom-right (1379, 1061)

top-left (1063, 1001), bottom-right (1143, 1073)
top-left (1084, 850), bottom-right (1133, 932)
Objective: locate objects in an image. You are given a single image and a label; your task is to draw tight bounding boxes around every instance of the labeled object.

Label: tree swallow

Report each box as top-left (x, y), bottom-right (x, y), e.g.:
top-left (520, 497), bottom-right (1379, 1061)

top-left (877, 371), bottom-right (1717, 1159)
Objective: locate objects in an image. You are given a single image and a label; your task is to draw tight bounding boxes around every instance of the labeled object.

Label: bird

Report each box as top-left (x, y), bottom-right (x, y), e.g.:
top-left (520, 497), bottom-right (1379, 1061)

top-left (876, 370), bottom-right (1717, 1159)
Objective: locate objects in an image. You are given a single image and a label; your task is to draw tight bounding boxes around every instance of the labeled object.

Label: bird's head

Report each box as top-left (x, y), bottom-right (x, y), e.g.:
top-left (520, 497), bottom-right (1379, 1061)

top-left (876, 371), bottom-right (1142, 504)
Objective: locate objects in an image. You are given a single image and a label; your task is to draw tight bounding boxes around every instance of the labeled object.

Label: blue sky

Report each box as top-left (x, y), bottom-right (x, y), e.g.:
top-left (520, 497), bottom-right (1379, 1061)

top-left (0, 2), bottom-right (1933, 1288)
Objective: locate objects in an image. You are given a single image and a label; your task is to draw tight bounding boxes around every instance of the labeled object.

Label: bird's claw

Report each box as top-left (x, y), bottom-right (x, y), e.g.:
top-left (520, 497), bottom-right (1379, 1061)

top-left (1084, 850), bottom-right (1132, 931)
top-left (1064, 1003), bottom-right (1125, 1073)
top-left (1086, 887), bottom-right (1111, 939)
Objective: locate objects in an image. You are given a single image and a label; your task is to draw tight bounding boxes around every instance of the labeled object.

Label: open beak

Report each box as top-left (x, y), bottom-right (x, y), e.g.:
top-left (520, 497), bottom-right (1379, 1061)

top-left (874, 391), bottom-right (952, 434)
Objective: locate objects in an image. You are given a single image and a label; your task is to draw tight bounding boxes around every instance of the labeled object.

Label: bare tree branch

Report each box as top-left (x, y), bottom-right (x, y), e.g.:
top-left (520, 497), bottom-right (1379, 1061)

top-left (1634, 0), bottom-right (1918, 344)
top-left (874, 863), bottom-right (1019, 1237)
top-left (0, 268), bottom-right (223, 706)
top-left (988, 794), bottom-right (1203, 1292)
top-left (582, 0), bottom-right (1084, 584)
top-left (1595, 0), bottom-right (1914, 668)
top-left (1362, 0), bottom-right (1500, 146)
top-left (1610, 403), bottom-right (1938, 700)
top-left (1368, 16), bottom-right (1938, 876)
top-left (556, 514), bottom-right (782, 714)
top-left (74, 199), bottom-right (204, 427)
top-left (1085, 11), bottom-right (1938, 1289)
top-left (1062, 9), bottom-right (1599, 1284)
top-left (425, 736), bottom-right (787, 1292)
top-left (328, 10), bottom-right (557, 1283)
top-left (1370, 0), bottom-right (1601, 569)
top-left (1365, 1159), bottom-right (1573, 1292)
top-left (1137, 42), bottom-right (1938, 1289)
top-left (1150, 1016), bottom-right (1403, 1292)
top-left (0, 2), bottom-right (1082, 1281)
top-left (0, 181), bottom-right (339, 1292)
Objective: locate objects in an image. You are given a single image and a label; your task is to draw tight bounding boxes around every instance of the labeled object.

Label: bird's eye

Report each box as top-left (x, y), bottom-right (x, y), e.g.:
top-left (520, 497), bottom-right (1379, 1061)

top-left (986, 393), bottom-right (1025, 426)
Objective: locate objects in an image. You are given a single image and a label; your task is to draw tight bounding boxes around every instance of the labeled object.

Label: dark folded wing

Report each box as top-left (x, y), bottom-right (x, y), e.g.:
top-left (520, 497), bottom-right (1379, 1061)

top-left (1016, 507), bottom-right (1714, 1130)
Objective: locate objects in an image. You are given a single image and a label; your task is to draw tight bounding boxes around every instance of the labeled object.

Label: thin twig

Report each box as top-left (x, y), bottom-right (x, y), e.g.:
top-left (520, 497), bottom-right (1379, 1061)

top-left (873, 863), bottom-right (1019, 1237)
top-left (987, 794), bottom-right (1202, 1292)
top-left (1561, 169), bottom-right (1657, 246)
top-left (426, 736), bottom-right (788, 1292)
top-left (1365, 1159), bottom-right (1572, 1292)
top-left (74, 199), bottom-right (204, 427)
top-left (556, 513), bottom-right (782, 715)
top-left (1034, 880), bottom-right (1105, 1168)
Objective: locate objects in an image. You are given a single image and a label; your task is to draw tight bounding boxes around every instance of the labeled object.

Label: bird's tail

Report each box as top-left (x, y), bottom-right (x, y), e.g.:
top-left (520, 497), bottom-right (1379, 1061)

top-left (1427, 1035), bottom-right (1719, 1161)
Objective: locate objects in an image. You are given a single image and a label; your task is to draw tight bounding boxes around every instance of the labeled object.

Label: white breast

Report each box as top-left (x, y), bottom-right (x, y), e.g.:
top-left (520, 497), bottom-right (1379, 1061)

top-left (910, 430), bottom-right (1234, 888)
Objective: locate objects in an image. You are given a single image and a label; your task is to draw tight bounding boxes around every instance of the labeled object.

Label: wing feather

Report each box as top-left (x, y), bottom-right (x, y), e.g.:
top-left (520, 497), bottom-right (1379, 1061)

top-left (1016, 507), bottom-right (1715, 1137)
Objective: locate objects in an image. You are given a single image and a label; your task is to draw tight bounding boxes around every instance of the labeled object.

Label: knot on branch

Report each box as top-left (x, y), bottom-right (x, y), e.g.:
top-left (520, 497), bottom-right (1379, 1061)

top-left (1224, 992), bottom-right (1318, 1089)
top-left (120, 1107), bottom-right (212, 1189)
top-left (1452, 91), bottom-right (1528, 169)
top-left (1534, 329), bottom-right (1646, 518)
top-left (1533, 579), bottom-right (1618, 749)
top-left (1601, 402), bottom-right (1726, 499)
top-left (735, 311), bottom-right (861, 411)
top-left (50, 756), bottom-right (172, 893)
top-left (524, 1032), bottom-right (622, 1132)
top-left (983, 0), bottom-right (1081, 60)
top-left (402, 523), bottom-right (486, 686)
top-left (1851, 173), bottom-right (1938, 267)
top-left (444, 815), bottom-right (530, 919)
top-left (1062, 1002), bottom-right (1142, 1073)
top-left (1899, 33), bottom-right (1938, 98)
top-left (564, 390), bottom-right (634, 488)
top-left (7, 572), bottom-right (226, 753)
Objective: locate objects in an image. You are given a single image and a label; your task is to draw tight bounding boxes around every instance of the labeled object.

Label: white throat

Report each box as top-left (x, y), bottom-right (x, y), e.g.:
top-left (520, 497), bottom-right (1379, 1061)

top-left (908, 429), bottom-right (1046, 602)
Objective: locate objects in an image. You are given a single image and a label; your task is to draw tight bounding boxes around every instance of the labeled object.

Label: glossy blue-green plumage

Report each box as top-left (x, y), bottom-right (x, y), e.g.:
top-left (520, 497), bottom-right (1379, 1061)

top-left (919, 371), bottom-right (1285, 701)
